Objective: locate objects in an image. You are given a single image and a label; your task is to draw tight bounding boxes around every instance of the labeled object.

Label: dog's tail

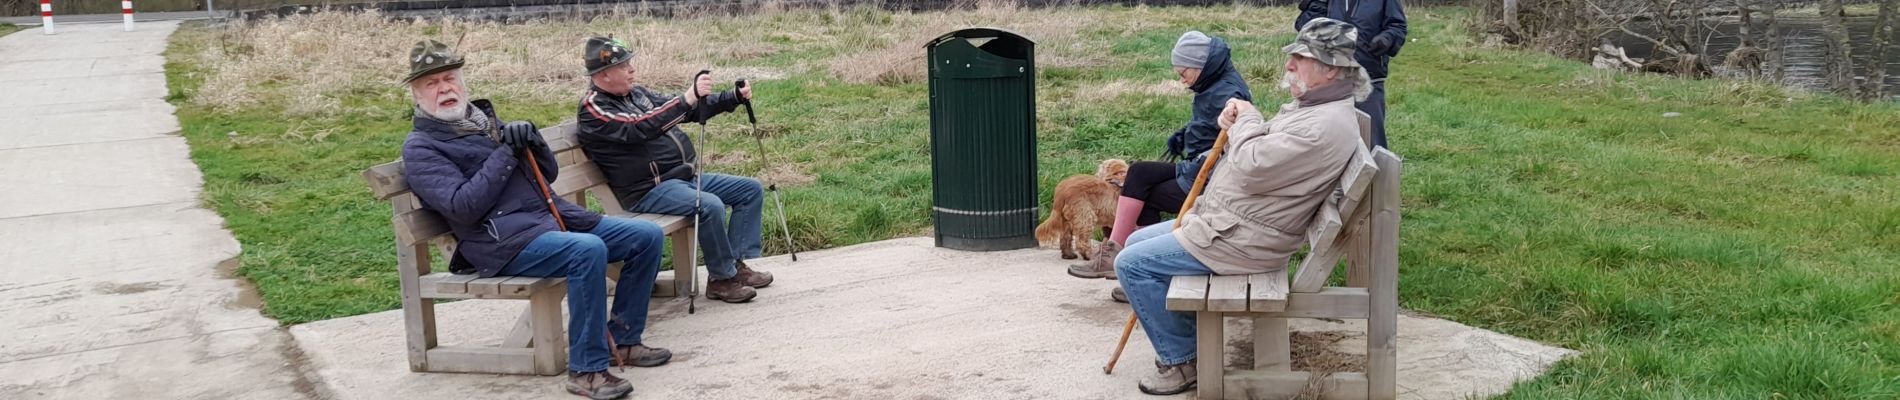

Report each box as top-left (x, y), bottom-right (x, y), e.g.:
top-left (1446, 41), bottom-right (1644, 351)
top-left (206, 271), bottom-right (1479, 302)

top-left (1035, 205), bottom-right (1066, 247)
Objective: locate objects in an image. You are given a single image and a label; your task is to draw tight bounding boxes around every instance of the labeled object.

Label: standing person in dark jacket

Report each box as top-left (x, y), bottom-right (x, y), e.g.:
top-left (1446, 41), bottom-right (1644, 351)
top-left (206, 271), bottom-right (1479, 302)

top-left (1297, 0), bottom-right (1405, 149)
top-left (397, 40), bottom-right (670, 400)
top-left (574, 37), bottom-right (774, 304)
top-left (1067, 31), bottom-right (1253, 282)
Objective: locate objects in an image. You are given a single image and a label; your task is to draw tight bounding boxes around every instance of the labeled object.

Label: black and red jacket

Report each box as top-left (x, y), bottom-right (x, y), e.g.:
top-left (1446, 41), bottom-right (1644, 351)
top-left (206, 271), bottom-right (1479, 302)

top-left (575, 84), bottom-right (742, 208)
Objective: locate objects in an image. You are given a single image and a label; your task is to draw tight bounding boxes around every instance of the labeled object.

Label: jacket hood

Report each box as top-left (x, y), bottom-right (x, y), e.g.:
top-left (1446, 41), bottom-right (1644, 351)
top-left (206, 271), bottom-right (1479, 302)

top-left (1189, 37), bottom-right (1237, 93)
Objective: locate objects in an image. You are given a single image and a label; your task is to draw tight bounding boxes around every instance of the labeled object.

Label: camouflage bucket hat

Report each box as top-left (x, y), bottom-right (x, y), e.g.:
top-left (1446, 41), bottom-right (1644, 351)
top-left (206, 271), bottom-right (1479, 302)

top-left (1282, 18), bottom-right (1360, 69)
top-left (404, 39), bottom-right (466, 84)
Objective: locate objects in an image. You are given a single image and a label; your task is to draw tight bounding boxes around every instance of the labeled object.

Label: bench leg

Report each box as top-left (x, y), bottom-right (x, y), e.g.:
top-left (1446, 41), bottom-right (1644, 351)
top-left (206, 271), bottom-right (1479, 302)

top-left (671, 226), bottom-right (697, 298)
top-left (530, 285), bottom-right (568, 376)
top-left (397, 244), bottom-right (437, 372)
top-left (1197, 312), bottom-right (1225, 400)
top-left (1252, 316), bottom-right (1290, 372)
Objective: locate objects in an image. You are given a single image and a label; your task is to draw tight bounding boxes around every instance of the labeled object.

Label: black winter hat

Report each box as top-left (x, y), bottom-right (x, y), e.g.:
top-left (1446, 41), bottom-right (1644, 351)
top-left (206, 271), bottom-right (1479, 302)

top-left (585, 36), bottom-right (634, 76)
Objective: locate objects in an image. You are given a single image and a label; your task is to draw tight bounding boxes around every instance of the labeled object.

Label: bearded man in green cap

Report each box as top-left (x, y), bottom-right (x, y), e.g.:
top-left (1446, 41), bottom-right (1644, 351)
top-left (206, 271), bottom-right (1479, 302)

top-left (1112, 18), bottom-right (1374, 395)
top-left (397, 39), bottom-right (672, 400)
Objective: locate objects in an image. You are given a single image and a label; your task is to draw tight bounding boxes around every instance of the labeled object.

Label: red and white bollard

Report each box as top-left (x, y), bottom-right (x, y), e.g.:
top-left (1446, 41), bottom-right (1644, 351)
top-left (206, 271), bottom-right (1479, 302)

top-left (122, 0), bottom-right (134, 32)
top-left (40, 0), bottom-right (54, 35)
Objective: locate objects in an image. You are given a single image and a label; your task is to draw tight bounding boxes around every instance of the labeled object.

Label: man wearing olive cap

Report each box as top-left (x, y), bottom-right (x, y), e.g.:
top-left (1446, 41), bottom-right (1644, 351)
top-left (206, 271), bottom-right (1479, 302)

top-left (396, 39), bottom-right (671, 400)
top-left (1112, 18), bottom-right (1375, 395)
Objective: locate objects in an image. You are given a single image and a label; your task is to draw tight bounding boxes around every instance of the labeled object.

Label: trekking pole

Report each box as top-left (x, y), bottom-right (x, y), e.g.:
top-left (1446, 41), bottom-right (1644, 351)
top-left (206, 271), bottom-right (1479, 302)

top-left (1104, 128), bottom-right (1229, 375)
top-left (519, 130), bottom-right (629, 368)
top-left (736, 79), bottom-right (800, 262)
top-left (688, 69), bottom-right (712, 315)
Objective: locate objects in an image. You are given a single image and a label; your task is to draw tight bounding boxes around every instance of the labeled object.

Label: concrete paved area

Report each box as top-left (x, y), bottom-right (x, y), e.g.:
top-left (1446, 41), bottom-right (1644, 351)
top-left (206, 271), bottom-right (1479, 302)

top-left (0, 22), bottom-right (310, 399)
top-left (295, 237), bottom-right (1574, 400)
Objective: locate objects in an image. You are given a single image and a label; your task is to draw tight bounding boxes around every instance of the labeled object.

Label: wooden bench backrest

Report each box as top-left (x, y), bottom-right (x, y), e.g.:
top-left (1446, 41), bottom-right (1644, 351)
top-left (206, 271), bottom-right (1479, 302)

top-left (1290, 137), bottom-right (1391, 293)
top-left (361, 122), bottom-right (600, 274)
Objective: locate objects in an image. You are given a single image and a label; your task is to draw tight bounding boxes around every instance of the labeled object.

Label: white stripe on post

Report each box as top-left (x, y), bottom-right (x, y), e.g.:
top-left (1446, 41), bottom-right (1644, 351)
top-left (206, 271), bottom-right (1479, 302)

top-left (41, 0), bottom-right (54, 35)
top-left (123, 0), bottom-right (134, 32)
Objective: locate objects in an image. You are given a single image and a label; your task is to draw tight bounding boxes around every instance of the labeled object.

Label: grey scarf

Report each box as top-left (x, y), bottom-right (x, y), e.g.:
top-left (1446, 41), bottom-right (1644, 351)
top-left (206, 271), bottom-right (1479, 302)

top-left (415, 104), bottom-right (495, 136)
top-left (1296, 80), bottom-right (1355, 107)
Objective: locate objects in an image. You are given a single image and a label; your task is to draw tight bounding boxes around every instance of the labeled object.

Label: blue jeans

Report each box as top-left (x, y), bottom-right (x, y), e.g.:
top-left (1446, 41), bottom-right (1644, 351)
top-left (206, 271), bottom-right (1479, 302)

top-left (627, 173), bottom-right (764, 280)
top-left (1114, 220), bottom-right (1215, 365)
top-left (500, 216), bottom-right (664, 373)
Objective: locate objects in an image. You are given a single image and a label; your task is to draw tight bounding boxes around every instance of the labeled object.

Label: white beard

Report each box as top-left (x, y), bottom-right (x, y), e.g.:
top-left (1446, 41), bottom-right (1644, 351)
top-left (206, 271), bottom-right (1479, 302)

top-left (422, 100), bottom-right (468, 122)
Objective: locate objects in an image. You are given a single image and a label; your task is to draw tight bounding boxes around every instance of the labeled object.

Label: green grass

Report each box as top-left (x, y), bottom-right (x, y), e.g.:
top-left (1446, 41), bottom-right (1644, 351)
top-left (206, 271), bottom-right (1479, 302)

top-left (164, 6), bottom-right (1899, 398)
top-left (0, 23), bottom-right (21, 37)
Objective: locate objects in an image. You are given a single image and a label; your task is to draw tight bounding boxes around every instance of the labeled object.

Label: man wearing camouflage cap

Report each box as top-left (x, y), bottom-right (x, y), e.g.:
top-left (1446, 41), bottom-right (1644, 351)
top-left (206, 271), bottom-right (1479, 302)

top-left (397, 39), bottom-right (672, 400)
top-left (1112, 18), bottom-right (1374, 395)
top-left (1298, 0), bottom-right (1406, 149)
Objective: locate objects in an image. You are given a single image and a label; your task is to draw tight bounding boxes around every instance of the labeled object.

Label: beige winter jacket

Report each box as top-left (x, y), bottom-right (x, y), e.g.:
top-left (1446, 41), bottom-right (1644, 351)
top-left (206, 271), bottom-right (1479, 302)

top-left (1175, 98), bottom-right (1363, 275)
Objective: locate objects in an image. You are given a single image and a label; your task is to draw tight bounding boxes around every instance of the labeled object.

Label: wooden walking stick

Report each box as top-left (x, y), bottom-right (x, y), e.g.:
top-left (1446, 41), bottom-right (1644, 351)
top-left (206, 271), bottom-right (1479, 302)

top-left (521, 140), bottom-right (633, 369)
top-left (1104, 128), bottom-right (1229, 375)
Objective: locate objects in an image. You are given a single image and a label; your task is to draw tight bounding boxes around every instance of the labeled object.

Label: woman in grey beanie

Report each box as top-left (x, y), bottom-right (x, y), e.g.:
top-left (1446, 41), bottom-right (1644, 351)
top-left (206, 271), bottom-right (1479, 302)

top-left (1068, 30), bottom-right (1254, 281)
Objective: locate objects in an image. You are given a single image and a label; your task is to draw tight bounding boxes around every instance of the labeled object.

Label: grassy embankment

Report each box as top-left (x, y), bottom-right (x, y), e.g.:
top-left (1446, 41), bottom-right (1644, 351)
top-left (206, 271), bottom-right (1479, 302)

top-left (164, 5), bottom-right (1898, 398)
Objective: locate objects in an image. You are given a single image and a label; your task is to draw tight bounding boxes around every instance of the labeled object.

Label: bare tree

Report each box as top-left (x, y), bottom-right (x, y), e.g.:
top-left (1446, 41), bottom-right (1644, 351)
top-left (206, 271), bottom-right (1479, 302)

top-left (1870, 0), bottom-right (1897, 99)
top-left (1819, 0), bottom-right (1858, 97)
top-left (1590, 0), bottom-right (1718, 77)
top-left (1726, 0), bottom-right (1767, 78)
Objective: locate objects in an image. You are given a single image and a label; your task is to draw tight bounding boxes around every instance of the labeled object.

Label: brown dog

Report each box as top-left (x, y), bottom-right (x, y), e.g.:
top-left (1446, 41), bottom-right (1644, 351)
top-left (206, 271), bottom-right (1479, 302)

top-left (1036, 159), bottom-right (1129, 260)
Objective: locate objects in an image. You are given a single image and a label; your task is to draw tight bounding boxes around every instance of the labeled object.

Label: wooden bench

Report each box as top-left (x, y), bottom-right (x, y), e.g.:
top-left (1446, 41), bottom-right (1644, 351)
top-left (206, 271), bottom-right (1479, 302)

top-left (1165, 147), bottom-right (1402, 400)
top-left (361, 122), bottom-right (699, 375)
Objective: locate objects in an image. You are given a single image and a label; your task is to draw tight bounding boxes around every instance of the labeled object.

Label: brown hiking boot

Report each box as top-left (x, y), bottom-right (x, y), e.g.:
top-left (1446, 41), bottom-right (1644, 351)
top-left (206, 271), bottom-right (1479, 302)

top-left (1110, 286), bottom-right (1128, 303)
top-left (705, 277), bottom-right (758, 303)
top-left (565, 370), bottom-right (633, 400)
top-left (1137, 360), bottom-right (1197, 396)
top-left (733, 261), bottom-right (774, 289)
top-left (612, 344), bottom-right (672, 368)
top-left (1067, 240), bottom-right (1121, 280)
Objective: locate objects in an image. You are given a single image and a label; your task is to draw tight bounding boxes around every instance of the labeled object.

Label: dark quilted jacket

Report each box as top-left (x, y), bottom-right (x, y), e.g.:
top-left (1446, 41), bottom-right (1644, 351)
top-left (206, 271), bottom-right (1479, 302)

top-left (401, 100), bottom-right (602, 277)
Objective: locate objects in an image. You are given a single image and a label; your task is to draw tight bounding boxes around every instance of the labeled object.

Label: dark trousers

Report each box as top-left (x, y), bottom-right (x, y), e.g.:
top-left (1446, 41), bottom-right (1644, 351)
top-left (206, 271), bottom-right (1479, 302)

top-left (1357, 81), bottom-right (1389, 149)
top-left (1120, 161), bottom-right (1188, 226)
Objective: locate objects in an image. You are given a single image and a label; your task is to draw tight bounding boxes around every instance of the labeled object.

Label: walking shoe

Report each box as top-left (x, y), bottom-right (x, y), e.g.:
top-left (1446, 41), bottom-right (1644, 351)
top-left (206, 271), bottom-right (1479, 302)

top-left (1137, 360), bottom-right (1197, 396)
top-left (612, 344), bottom-right (672, 368)
top-left (1110, 286), bottom-right (1128, 303)
top-left (733, 260), bottom-right (774, 289)
top-left (1067, 241), bottom-right (1121, 280)
top-left (705, 277), bottom-right (758, 303)
top-left (565, 370), bottom-right (633, 400)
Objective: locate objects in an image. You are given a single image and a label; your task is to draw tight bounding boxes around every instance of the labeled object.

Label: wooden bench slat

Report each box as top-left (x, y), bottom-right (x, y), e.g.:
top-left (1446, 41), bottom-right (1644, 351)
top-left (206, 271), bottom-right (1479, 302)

top-left (393, 208), bottom-right (453, 247)
top-left (1165, 275), bottom-right (1211, 311)
top-left (1248, 272), bottom-right (1289, 312)
top-left (1206, 275), bottom-right (1250, 312)
top-left (466, 276), bottom-right (513, 297)
top-left (549, 161), bottom-right (608, 199)
top-left (421, 272), bottom-right (476, 297)
top-left (424, 346), bottom-right (541, 375)
top-left (365, 161), bottom-right (408, 200)
top-left (498, 276), bottom-right (561, 297)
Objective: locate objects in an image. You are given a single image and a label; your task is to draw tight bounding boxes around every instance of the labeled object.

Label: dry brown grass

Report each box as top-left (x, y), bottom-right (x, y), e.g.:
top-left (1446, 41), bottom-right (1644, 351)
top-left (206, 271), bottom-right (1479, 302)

top-left (184, 3), bottom-right (1299, 118)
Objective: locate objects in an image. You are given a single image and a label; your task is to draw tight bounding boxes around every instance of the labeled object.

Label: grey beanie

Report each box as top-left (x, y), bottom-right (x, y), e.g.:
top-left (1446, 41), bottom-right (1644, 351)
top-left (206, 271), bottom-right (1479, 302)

top-left (1171, 31), bottom-right (1212, 69)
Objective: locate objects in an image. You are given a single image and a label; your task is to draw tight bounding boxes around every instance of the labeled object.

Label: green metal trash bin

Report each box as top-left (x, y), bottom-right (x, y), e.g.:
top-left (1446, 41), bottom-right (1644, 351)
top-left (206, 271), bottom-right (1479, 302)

top-left (926, 28), bottom-right (1038, 251)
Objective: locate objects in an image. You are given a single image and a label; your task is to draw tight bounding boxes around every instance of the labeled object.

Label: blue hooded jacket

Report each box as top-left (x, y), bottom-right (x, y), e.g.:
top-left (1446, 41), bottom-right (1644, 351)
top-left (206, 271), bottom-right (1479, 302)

top-left (1297, 0), bottom-right (1408, 80)
top-left (1169, 36), bottom-right (1254, 188)
top-left (400, 100), bottom-right (603, 277)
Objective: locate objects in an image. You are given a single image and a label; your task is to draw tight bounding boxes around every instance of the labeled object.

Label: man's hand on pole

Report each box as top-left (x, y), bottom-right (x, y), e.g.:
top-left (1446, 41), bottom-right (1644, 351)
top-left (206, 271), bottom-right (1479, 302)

top-left (499, 121), bottom-right (545, 152)
top-left (684, 71), bottom-right (714, 106)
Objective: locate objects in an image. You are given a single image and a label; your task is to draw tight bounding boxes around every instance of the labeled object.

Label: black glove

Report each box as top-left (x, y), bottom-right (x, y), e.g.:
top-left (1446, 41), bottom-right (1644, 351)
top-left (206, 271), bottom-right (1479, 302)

top-left (1299, 0), bottom-right (1327, 14)
top-left (1368, 35), bottom-right (1394, 57)
top-left (498, 121), bottom-right (544, 152)
top-left (1165, 132), bottom-right (1186, 159)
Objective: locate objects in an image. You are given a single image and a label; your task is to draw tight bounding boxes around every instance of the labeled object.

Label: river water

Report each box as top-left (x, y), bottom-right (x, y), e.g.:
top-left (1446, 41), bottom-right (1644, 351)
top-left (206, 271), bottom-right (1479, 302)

top-left (1609, 14), bottom-right (1899, 101)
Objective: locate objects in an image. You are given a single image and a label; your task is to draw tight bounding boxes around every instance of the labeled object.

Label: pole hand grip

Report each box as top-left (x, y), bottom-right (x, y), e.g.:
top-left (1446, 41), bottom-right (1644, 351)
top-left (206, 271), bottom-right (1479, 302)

top-left (736, 79), bottom-right (758, 125)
